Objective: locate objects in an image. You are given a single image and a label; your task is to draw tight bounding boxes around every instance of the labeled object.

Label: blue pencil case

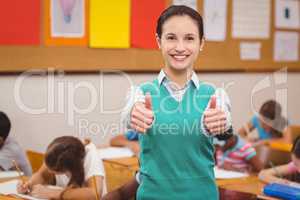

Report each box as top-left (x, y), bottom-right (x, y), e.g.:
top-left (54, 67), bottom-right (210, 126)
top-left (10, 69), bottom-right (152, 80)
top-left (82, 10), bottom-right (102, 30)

top-left (263, 183), bottom-right (300, 200)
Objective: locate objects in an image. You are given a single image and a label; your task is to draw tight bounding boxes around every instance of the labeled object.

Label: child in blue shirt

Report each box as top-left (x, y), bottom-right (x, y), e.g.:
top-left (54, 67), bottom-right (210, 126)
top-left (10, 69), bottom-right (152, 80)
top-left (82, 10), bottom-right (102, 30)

top-left (239, 100), bottom-right (288, 142)
top-left (110, 130), bottom-right (140, 155)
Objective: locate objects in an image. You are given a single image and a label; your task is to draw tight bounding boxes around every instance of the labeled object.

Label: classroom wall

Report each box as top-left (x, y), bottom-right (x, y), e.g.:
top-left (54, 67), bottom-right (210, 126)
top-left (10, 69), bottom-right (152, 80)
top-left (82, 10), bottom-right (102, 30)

top-left (0, 71), bottom-right (299, 152)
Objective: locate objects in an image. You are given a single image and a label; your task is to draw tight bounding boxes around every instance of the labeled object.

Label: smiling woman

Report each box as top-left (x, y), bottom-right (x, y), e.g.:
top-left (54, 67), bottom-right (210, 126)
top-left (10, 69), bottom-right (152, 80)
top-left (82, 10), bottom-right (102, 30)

top-left (121, 5), bottom-right (233, 200)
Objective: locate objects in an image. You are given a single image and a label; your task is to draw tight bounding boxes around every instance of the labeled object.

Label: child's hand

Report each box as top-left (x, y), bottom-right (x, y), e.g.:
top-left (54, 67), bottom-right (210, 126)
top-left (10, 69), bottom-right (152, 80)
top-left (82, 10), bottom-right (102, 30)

top-left (203, 96), bottom-right (227, 135)
top-left (17, 181), bottom-right (31, 194)
top-left (130, 93), bottom-right (154, 133)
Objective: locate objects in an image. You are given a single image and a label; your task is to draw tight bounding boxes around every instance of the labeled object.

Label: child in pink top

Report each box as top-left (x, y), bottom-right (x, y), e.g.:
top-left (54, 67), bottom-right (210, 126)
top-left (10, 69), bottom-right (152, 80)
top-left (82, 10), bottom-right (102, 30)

top-left (259, 136), bottom-right (300, 186)
top-left (214, 134), bottom-right (263, 172)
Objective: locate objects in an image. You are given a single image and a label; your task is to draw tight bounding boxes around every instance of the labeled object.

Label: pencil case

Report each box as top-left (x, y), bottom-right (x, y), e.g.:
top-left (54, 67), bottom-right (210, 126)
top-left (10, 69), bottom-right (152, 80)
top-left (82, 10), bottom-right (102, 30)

top-left (263, 183), bottom-right (300, 200)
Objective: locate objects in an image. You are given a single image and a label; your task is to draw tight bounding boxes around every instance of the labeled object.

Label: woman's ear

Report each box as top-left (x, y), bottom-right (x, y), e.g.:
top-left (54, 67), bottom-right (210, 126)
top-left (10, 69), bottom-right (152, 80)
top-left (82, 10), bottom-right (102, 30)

top-left (200, 38), bottom-right (205, 51)
top-left (156, 34), bottom-right (161, 49)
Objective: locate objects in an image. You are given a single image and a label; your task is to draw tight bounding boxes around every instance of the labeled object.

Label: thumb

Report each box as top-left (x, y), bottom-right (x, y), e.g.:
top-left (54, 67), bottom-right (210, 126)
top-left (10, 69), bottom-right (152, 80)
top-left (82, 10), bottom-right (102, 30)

top-left (145, 92), bottom-right (152, 110)
top-left (209, 95), bottom-right (216, 109)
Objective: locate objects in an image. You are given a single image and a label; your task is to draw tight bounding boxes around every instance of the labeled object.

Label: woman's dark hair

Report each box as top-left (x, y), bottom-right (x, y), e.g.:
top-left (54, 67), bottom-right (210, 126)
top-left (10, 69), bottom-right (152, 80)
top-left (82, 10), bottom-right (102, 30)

top-left (292, 136), bottom-right (300, 159)
top-left (156, 5), bottom-right (204, 40)
top-left (259, 100), bottom-right (282, 120)
top-left (0, 111), bottom-right (11, 141)
top-left (45, 136), bottom-right (85, 187)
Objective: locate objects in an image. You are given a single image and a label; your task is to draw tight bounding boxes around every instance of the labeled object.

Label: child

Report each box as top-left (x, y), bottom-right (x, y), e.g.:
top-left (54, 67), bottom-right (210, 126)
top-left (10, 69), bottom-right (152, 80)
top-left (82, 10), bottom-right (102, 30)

top-left (102, 177), bottom-right (138, 200)
top-left (0, 111), bottom-right (32, 176)
top-left (239, 100), bottom-right (288, 142)
top-left (110, 130), bottom-right (139, 155)
top-left (214, 133), bottom-right (263, 173)
top-left (17, 136), bottom-right (105, 200)
top-left (259, 136), bottom-right (300, 185)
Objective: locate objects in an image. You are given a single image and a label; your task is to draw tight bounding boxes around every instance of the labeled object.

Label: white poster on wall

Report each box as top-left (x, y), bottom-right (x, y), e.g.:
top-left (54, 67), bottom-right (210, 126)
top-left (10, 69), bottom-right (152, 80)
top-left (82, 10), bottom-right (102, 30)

top-left (173, 0), bottom-right (197, 11)
top-left (240, 42), bottom-right (261, 60)
top-left (232, 0), bottom-right (271, 39)
top-left (275, 0), bottom-right (300, 29)
top-left (274, 31), bottom-right (299, 61)
top-left (203, 0), bottom-right (227, 41)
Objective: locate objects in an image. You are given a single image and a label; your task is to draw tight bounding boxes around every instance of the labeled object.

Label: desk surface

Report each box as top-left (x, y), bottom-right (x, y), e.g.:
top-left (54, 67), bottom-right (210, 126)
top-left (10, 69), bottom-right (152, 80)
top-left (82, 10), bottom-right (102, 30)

top-left (104, 157), bottom-right (278, 199)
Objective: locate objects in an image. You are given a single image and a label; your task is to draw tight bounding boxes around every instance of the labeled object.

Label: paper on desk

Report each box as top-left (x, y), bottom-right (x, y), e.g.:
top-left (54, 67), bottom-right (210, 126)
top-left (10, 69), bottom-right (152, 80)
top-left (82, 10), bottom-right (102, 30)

top-left (98, 147), bottom-right (134, 159)
top-left (0, 180), bottom-right (46, 200)
top-left (0, 171), bottom-right (23, 179)
top-left (214, 167), bottom-right (249, 179)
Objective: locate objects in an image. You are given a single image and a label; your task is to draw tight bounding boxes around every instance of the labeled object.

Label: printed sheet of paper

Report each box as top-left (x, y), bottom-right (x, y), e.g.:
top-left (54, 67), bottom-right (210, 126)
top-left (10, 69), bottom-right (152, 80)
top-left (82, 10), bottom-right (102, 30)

top-left (275, 0), bottom-right (300, 29)
top-left (173, 0), bottom-right (198, 11)
top-left (0, 171), bottom-right (23, 179)
top-left (0, 180), bottom-right (46, 200)
top-left (203, 0), bottom-right (227, 41)
top-left (240, 42), bottom-right (261, 60)
top-left (274, 31), bottom-right (299, 62)
top-left (98, 147), bottom-right (134, 159)
top-left (232, 0), bottom-right (271, 39)
top-left (214, 167), bottom-right (249, 179)
top-left (51, 0), bottom-right (85, 37)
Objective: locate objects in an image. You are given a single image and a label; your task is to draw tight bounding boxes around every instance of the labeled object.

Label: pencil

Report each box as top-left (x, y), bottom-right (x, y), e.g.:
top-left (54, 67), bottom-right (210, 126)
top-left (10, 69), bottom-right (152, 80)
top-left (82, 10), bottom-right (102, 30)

top-left (12, 160), bottom-right (26, 183)
top-left (12, 160), bottom-right (30, 194)
top-left (92, 176), bottom-right (100, 200)
top-left (269, 161), bottom-right (283, 179)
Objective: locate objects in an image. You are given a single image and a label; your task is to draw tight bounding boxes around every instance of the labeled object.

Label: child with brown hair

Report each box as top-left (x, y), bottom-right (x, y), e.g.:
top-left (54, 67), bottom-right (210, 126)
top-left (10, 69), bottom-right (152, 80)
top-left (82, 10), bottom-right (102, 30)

top-left (17, 136), bottom-right (105, 200)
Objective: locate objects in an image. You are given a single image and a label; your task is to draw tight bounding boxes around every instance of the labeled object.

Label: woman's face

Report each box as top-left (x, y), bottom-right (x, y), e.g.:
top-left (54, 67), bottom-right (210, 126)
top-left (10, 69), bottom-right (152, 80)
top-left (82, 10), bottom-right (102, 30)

top-left (157, 15), bottom-right (203, 72)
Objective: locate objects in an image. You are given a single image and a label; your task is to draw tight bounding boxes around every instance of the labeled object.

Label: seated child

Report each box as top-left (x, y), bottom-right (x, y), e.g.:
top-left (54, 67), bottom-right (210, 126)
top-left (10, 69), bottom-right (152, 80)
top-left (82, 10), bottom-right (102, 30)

top-left (259, 136), bottom-right (300, 186)
top-left (238, 100), bottom-right (288, 142)
top-left (0, 111), bottom-right (32, 176)
top-left (214, 133), bottom-right (263, 172)
top-left (102, 177), bottom-right (139, 200)
top-left (110, 130), bottom-right (139, 155)
top-left (17, 136), bottom-right (106, 200)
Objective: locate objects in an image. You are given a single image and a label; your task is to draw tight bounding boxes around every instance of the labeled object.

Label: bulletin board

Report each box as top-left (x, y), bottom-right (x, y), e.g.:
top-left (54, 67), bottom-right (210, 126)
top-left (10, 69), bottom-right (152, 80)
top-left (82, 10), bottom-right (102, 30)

top-left (0, 0), bottom-right (299, 73)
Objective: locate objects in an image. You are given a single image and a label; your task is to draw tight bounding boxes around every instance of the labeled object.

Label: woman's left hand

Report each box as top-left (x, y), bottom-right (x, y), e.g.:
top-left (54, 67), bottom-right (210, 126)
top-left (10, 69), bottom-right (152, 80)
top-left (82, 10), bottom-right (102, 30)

top-left (203, 96), bottom-right (227, 135)
top-left (30, 184), bottom-right (62, 199)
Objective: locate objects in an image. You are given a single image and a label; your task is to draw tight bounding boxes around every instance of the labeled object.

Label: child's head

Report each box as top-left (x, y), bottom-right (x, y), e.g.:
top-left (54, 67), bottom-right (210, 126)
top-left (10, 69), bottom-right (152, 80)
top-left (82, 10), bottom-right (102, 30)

top-left (156, 5), bottom-right (204, 40)
top-left (291, 136), bottom-right (300, 172)
top-left (0, 111), bottom-right (11, 148)
top-left (213, 134), bottom-right (238, 152)
top-left (259, 100), bottom-right (287, 137)
top-left (45, 136), bottom-right (85, 187)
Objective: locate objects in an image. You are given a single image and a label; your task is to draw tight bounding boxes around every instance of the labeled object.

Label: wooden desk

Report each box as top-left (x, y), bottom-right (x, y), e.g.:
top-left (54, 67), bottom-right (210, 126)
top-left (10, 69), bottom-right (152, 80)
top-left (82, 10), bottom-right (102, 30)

top-left (217, 176), bottom-right (279, 200)
top-left (268, 139), bottom-right (292, 152)
top-left (103, 157), bottom-right (280, 199)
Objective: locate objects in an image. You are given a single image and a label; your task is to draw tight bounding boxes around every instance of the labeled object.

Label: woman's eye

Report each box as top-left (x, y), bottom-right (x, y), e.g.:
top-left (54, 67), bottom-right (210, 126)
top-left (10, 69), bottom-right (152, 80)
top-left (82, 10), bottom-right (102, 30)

top-left (186, 36), bottom-right (195, 41)
top-left (167, 36), bottom-right (176, 40)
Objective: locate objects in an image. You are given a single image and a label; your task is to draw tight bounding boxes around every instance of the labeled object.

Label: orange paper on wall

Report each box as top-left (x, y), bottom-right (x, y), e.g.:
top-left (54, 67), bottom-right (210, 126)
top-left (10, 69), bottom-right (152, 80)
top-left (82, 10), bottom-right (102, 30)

top-left (44, 0), bottom-right (88, 46)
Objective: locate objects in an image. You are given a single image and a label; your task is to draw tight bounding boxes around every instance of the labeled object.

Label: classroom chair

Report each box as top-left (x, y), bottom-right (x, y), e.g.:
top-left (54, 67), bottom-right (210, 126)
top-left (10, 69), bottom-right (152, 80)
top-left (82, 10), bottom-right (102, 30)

top-left (26, 150), bottom-right (44, 173)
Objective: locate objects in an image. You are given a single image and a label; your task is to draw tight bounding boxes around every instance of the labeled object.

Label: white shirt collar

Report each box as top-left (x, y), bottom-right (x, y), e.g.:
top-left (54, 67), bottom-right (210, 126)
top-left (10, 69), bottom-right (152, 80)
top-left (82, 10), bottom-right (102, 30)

top-left (157, 69), bottom-right (199, 89)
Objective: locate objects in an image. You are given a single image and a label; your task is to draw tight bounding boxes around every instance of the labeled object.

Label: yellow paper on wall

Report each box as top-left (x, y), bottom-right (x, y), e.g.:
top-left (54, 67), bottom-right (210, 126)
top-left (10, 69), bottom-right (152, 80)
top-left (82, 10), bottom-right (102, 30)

top-left (90, 0), bottom-right (130, 48)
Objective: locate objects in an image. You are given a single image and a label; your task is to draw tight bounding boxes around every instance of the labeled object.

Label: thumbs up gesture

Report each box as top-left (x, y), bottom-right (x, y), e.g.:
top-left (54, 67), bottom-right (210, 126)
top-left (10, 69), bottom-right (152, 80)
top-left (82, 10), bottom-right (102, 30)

top-left (203, 95), bottom-right (227, 135)
top-left (130, 92), bottom-right (154, 133)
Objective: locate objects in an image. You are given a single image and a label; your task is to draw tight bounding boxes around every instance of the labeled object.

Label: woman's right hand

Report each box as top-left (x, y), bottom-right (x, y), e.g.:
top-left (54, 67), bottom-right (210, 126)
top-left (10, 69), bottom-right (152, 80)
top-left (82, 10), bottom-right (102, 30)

top-left (130, 93), bottom-right (154, 133)
top-left (17, 180), bottom-right (32, 194)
